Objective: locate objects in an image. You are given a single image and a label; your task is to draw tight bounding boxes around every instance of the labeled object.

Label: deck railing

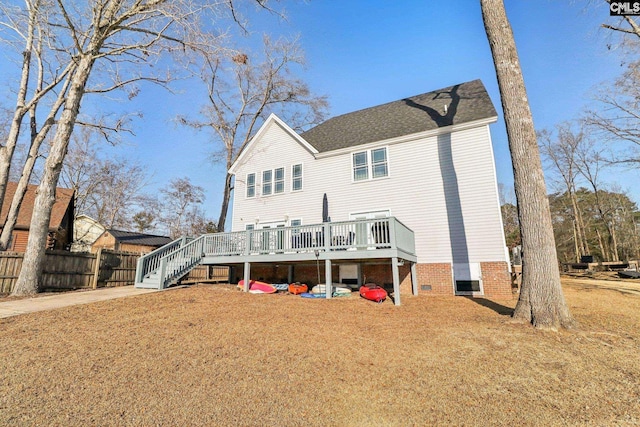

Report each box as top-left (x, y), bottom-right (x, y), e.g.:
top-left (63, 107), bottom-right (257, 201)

top-left (135, 217), bottom-right (415, 289)
top-left (200, 216), bottom-right (415, 257)
top-left (135, 236), bottom-right (188, 285)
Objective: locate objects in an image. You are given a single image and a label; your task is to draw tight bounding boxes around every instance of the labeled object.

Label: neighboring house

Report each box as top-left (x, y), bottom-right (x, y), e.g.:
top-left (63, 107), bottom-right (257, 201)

top-left (92, 229), bottom-right (172, 253)
top-left (228, 79), bottom-right (511, 298)
top-left (0, 182), bottom-right (75, 252)
top-left (71, 214), bottom-right (106, 252)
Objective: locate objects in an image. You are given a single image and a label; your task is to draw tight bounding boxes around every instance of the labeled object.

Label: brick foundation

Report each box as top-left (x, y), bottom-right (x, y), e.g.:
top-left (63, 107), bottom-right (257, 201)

top-left (478, 261), bottom-right (513, 299)
top-left (232, 260), bottom-right (512, 299)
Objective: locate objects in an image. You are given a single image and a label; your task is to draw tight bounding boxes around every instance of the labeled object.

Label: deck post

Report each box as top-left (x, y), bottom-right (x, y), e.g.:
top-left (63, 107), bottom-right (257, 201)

top-left (392, 257), bottom-right (401, 306)
top-left (323, 222), bottom-right (331, 251)
top-left (411, 262), bottom-right (419, 295)
top-left (357, 263), bottom-right (362, 287)
top-left (228, 266), bottom-right (234, 284)
top-left (389, 218), bottom-right (397, 248)
top-left (325, 259), bottom-right (332, 299)
top-left (159, 258), bottom-right (168, 290)
top-left (243, 262), bottom-right (251, 292)
top-left (288, 265), bottom-right (294, 283)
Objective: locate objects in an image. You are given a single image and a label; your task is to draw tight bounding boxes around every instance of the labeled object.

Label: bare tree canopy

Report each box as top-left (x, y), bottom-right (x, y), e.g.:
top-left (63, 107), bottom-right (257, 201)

top-left (159, 177), bottom-right (214, 238)
top-left (3, 0), bottom-right (273, 295)
top-left (59, 130), bottom-right (156, 230)
top-left (584, 1), bottom-right (640, 163)
top-left (178, 35), bottom-right (328, 231)
top-left (480, 0), bottom-right (573, 330)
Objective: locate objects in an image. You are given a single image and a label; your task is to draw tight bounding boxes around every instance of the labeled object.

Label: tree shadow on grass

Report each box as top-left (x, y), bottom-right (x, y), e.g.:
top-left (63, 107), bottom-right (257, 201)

top-left (463, 297), bottom-right (514, 316)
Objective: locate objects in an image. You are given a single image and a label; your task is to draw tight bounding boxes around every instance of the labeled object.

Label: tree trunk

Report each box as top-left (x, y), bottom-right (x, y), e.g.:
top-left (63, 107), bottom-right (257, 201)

top-left (569, 189), bottom-right (587, 258)
top-left (217, 172), bottom-right (233, 232)
top-left (0, 81), bottom-right (68, 251)
top-left (11, 56), bottom-right (94, 296)
top-left (0, 3), bottom-right (38, 210)
top-left (572, 220), bottom-right (580, 263)
top-left (480, 0), bottom-right (573, 329)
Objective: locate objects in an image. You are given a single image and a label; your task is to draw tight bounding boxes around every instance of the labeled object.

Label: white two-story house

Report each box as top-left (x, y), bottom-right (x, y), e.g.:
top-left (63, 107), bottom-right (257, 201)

top-left (228, 79), bottom-right (512, 299)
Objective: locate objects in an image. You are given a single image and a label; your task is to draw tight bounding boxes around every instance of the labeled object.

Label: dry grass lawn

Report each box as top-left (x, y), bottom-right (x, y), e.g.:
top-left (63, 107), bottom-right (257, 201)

top-left (1, 277), bottom-right (639, 426)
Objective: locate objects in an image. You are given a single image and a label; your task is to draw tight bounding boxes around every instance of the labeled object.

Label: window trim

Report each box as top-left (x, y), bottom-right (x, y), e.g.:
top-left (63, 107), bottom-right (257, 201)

top-left (291, 163), bottom-right (303, 192)
top-left (351, 146), bottom-right (389, 182)
top-left (246, 173), bottom-right (256, 198)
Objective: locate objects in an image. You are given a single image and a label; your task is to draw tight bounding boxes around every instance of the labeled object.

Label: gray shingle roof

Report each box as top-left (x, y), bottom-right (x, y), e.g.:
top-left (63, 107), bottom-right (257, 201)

top-left (301, 79), bottom-right (497, 152)
top-left (107, 229), bottom-right (172, 247)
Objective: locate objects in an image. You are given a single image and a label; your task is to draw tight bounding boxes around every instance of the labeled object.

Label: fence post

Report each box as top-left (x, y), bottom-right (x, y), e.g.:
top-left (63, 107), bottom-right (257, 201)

top-left (91, 248), bottom-right (103, 289)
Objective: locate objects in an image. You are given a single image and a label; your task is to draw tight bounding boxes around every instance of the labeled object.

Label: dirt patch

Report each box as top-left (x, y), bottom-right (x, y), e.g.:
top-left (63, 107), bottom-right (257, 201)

top-left (1, 279), bottom-right (639, 426)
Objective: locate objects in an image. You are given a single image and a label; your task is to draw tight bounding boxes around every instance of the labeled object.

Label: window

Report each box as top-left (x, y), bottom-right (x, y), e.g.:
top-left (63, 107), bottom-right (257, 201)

top-left (371, 148), bottom-right (388, 178)
top-left (292, 164), bottom-right (303, 191)
top-left (352, 147), bottom-right (388, 181)
top-left (353, 151), bottom-right (369, 181)
top-left (262, 170), bottom-right (272, 196)
top-left (245, 224), bottom-right (254, 230)
top-left (246, 173), bottom-right (256, 198)
top-left (274, 167), bottom-right (285, 194)
top-left (290, 219), bottom-right (302, 227)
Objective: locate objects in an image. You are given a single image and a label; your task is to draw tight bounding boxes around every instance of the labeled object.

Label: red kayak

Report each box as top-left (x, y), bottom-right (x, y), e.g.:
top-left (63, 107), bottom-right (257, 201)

top-left (237, 280), bottom-right (277, 294)
top-left (360, 283), bottom-right (387, 303)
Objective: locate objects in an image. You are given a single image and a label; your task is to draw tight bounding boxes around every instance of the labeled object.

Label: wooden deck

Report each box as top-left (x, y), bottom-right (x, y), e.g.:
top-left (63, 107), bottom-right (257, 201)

top-left (135, 217), bottom-right (418, 305)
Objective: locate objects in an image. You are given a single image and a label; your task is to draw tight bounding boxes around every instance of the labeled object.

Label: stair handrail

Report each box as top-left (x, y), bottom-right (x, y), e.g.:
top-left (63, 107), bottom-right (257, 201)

top-left (135, 236), bottom-right (188, 285)
top-left (158, 234), bottom-right (207, 288)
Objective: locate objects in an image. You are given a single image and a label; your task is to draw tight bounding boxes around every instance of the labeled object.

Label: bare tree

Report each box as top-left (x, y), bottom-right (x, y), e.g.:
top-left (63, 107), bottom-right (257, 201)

top-left (59, 131), bottom-right (154, 230)
top-left (178, 36), bottom-right (328, 232)
top-left (601, 1), bottom-right (640, 39)
top-left (9, 0), bottom-right (269, 296)
top-left (584, 1), bottom-right (640, 163)
top-left (480, 0), bottom-right (573, 329)
top-left (158, 177), bottom-right (212, 238)
top-left (0, 0), bottom-right (74, 207)
top-left (573, 136), bottom-right (620, 261)
top-left (538, 124), bottom-right (590, 261)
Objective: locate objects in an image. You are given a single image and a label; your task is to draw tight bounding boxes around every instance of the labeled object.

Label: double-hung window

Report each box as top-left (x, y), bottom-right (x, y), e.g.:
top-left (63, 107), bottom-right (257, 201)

top-left (352, 147), bottom-right (388, 181)
top-left (292, 164), bottom-right (303, 191)
top-left (262, 170), bottom-right (273, 196)
top-left (353, 152), bottom-right (369, 181)
top-left (274, 167), bottom-right (285, 194)
top-left (371, 148), bottom-right (388, 178)
top-left (246, 173), bottom-right (256, 198)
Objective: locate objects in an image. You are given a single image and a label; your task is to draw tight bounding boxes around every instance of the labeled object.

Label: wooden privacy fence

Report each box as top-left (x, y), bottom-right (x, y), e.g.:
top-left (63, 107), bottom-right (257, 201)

top-left (0, 249), bottom-right (230, 293)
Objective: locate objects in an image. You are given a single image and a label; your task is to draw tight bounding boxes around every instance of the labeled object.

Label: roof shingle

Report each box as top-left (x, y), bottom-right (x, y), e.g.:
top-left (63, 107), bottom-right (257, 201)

top-left (301, 79), bottom-right (497, 152)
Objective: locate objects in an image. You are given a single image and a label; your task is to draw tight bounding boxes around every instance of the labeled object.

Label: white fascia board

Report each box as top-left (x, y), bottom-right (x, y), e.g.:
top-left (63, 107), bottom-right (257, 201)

top-left (314, 116), bottom-right (498, 159)
top-left (228, 113), bottom-right (319, 175)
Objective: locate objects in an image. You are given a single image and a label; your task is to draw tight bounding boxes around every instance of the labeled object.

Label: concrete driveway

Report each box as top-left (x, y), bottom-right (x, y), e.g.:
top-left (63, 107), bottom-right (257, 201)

top-left (0, 286), bottom-right (158, 319)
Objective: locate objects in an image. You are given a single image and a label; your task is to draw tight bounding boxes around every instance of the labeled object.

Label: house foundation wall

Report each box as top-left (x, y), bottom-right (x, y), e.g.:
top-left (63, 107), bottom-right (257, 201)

top-left (234, 260), bottom-right (512, 299)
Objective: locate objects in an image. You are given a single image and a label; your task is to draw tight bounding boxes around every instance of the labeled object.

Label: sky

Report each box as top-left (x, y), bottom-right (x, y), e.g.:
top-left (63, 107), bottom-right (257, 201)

top-left (1, 0), bottom-right (637, 226)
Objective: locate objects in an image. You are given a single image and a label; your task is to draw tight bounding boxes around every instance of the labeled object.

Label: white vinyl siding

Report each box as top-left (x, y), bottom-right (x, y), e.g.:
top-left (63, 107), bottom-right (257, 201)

top-left (292, 164), bottom-right (303, 191)
top-left (231, 118), bottom-right (507, 267)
